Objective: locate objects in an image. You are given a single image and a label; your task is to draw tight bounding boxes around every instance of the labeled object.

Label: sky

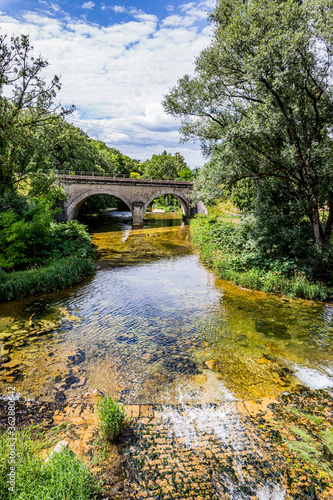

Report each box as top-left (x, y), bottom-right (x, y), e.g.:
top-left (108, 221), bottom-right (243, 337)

top-left (0, 0), bottom-right (215, 167)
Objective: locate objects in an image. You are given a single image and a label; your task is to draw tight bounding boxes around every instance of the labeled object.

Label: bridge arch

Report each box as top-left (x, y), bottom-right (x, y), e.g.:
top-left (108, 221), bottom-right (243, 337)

top-left (65, 188), bottom-right (133, 221)
top-left (143, 189), bottom-right (191, 217)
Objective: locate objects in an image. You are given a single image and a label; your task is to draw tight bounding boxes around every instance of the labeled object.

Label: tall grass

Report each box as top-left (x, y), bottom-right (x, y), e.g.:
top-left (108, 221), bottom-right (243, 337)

top-left (0, 256), bottom-right (95, 302)
top-left (0, 429), bottom-right (100, 500)
top-left (97, 396), bottom-right (127, 442)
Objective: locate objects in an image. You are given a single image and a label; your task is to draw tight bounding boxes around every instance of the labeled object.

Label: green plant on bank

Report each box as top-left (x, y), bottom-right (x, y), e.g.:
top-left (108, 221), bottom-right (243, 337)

top-left (97, 396), bottom-right (127, 442)
top-left (0, 256), bottom-right (95, 302)
top-left (190, 215), bottom-right (331, 301)
top-left (0, 429), bottom-right (100, 500)
top-left (0, 192), bottom-right (96, 303)
top-left (0, 193), bottom-right (96, 271)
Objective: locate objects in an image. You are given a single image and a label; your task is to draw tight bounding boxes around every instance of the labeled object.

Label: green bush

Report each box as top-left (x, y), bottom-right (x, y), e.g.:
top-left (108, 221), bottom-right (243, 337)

top-left (190, 215), bottom-right (331, 301)
top-left (0, 193), bottom-right (96, 271)
top-left (0, 429), bottom-right (100, 500)
top-left (49, 220), bottom-right (96, 259)
top-left (0, 256), bottom-right (95, 302)
top-left (97, 396), bottom-right (127, 442)
top-left (0, 202), bottom-right (53, 270)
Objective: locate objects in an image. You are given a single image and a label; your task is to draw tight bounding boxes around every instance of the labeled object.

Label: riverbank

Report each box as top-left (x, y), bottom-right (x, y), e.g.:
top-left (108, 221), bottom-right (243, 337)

top-left (0, 256), bottom-right (95, 302)
top-left (0, 217), bottom-right (97, 303)
top-left (190, 215), bottom-right (331, 301)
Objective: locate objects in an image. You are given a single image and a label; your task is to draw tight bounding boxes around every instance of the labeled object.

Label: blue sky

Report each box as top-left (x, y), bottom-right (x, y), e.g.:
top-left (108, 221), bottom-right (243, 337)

top-left (0, 0), bottom-right (214, 166)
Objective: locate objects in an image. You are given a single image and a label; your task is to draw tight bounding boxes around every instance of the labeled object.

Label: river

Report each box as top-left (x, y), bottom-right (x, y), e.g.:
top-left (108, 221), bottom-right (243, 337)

top-left (1, 212), bottom-right (333, 405)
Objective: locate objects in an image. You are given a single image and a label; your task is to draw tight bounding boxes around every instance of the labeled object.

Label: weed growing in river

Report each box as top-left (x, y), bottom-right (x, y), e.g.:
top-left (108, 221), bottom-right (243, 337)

top-left (97, 396), bottom-right (127, 442)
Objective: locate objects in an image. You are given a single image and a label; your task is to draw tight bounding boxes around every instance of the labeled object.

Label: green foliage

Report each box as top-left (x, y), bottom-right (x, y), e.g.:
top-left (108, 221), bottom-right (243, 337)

top-left (191, 215), bottom-right (330, 300)
top-left (0, 33), bottom-right (72, 193)
top-left (230, 179), bottom-right (255, 213)
top-left (0, 189), bottom-right (95, 271)
top-left (97, 396), bottom-right (127, 442)
top-left (163, 0), bottom-right (333, 254)
top-left (0, 192), bottom-right (30, 215)
top-left (0, 256), bottom-right (94, 302)
top-left (253, 179), bottom-right (319, 267)
top-left (28, 169), bottom-right (66, 209)
top-left (178, 167), bottom-right (193, 180)
top-left (0, 429), bottom-right (99, 500)
top-left (142, 151), bottom-right (188, 180)
top-left (0, 201), bottom-right (53, 270)
top-left (15, 118), bottom-right (141, 185)
top-left (49, 220), bottom-right (96, 259)
top-left (151, 194), bottom-right (182, 212)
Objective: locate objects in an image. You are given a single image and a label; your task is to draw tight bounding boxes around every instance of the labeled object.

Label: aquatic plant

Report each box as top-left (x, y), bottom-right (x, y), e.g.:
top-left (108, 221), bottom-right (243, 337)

top-left (97, 396), bottom-right (127, 442)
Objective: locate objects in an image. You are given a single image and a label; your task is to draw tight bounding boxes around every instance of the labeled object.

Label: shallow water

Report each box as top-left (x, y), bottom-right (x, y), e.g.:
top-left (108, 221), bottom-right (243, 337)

top-left (1, 212), bottom-right (333, 404)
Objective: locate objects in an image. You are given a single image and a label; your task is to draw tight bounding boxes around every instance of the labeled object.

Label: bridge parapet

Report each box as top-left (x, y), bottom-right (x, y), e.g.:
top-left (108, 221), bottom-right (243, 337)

top-left (59, 172), bottom-right (193, 188)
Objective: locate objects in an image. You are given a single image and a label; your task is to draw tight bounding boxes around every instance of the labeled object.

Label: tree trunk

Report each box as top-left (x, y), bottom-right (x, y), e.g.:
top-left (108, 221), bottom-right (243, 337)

top-left (309, 206), bottom-right (324, 247)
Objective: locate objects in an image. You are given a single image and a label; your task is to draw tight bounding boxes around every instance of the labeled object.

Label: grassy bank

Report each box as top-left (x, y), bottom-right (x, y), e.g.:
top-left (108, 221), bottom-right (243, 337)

top-left (191, 215), bottom-right (331, 301)
top-left (0, 427), bottom-right (100, 500)
top-left (0, 256), bottom-right (95, 302)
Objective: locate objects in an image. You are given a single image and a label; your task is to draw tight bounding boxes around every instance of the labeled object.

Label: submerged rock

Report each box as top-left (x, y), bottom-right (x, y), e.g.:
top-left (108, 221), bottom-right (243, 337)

top-left (164, 357), bottom-right (200, 375)
top-left (62, 375), bottom-right (80, 390)
top-left (153, 332), bottom-right (178, 347)
top-left (204, 359), bottom-right (221, 371)
top-left (68, 349), bottom-right (86, 365)
top-left (54, 391), bottom-right (67, 402)
top-left (141, 352), bottom-right (159, 363)
top-left (255, 320), bottom-right (291, 340)
top-left (116, 335), bottom-right (138, 344)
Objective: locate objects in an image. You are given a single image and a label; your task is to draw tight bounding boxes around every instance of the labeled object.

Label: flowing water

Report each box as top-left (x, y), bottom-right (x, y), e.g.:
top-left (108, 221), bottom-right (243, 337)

top-left (1, 212), bottom-right (333, 404)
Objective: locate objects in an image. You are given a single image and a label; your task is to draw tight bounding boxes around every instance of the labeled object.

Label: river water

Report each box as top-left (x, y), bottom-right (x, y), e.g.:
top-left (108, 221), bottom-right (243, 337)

top-left (1, 212), bottom-right (333, 404)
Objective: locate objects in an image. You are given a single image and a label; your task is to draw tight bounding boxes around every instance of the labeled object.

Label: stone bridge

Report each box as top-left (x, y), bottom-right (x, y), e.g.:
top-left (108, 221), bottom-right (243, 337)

top-left (60, 174), bottom-right (206, 226)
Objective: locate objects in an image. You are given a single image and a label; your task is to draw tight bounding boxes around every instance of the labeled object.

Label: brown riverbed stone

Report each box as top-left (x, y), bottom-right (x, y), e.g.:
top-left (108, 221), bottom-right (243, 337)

top-left (204, 359), bottom-right (220, 371)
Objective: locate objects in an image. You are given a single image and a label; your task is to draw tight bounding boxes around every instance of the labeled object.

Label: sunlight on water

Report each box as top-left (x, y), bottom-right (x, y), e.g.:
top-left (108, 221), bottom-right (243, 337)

top-left (0, 211), bottom-right (333, 404)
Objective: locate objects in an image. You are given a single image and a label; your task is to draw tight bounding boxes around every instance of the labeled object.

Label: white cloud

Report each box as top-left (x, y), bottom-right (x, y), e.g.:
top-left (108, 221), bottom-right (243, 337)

top-left (51, 3), bottom-right (61, 12)
top-left (0, 3), bottom-right (212, 167)
top-left (82, 1), bottom-right (95, 10)
top-left (110, 5), bottom-right (126, 14)
top-left (162, 14), bottom-right (194, 27)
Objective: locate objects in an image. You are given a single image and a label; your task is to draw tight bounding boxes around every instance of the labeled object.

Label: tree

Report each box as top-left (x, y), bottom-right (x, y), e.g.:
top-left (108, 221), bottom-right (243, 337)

top-left (0, 33), bottom-right (73, 191)
top-left (142, 151), bottom-right (188, 180)
top-left (163, 0), bottom-right (333, 253)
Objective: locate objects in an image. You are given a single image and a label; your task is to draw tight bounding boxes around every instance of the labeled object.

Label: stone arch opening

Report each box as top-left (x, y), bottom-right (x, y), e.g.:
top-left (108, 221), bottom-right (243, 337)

top-left (66, 188), bottom-right (132, 221)
top-left (143, 190), bottom-right (190, 217)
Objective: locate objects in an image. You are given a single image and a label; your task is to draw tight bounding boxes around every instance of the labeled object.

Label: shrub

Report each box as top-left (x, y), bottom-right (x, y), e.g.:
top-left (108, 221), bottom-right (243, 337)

top-left (0, 202), bottom-right (53, 270)
top-left (97, 396), bottom-right (127, 442)
top-left (49, 220), bottom-right (96, 259)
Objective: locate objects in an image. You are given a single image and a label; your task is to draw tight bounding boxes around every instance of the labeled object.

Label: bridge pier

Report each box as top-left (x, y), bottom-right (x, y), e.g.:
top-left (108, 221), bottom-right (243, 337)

top-left (132, 202), bottom-right (145, 227)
